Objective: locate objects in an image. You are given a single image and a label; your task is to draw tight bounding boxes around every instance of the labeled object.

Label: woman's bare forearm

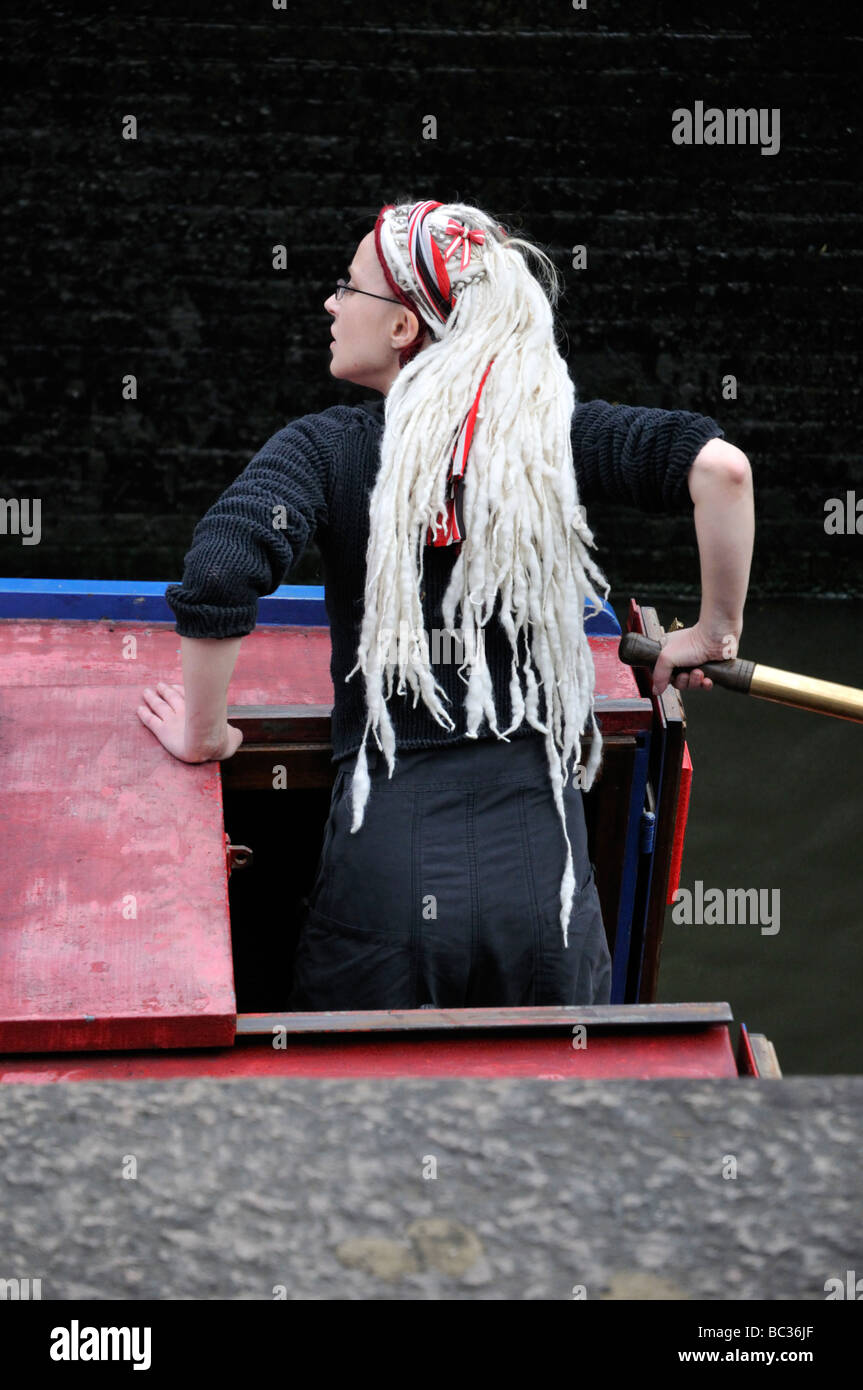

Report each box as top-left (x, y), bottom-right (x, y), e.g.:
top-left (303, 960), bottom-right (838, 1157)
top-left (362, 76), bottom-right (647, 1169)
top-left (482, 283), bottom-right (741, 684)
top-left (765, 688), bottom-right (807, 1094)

top-left (687, 438), bottom-right (754, 641)
top-left (181, 635), bottom-right (244, 756)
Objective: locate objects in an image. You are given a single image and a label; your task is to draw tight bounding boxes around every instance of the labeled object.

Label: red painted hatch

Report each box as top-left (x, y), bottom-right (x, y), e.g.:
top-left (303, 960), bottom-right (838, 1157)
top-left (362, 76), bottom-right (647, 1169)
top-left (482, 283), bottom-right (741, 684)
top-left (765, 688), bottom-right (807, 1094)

top-left (0, 621), bottom-right (245, 1051)
top-left (0, 620), bottom-right (648, 1058)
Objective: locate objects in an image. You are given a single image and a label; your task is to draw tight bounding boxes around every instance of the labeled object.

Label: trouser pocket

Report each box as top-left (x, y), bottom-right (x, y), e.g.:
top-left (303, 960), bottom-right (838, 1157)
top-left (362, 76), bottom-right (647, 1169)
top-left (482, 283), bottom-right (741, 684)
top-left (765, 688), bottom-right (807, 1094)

top-left (535, 862), bottom-right (612, 1005)
top-left (288, 906), bottom-right (414, 1010)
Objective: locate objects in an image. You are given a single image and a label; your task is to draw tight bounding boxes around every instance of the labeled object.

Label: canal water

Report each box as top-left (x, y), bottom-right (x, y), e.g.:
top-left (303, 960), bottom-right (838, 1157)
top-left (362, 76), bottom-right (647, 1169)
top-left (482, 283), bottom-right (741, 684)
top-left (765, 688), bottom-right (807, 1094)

top-left (613, 596), bottom-right (863, 1075)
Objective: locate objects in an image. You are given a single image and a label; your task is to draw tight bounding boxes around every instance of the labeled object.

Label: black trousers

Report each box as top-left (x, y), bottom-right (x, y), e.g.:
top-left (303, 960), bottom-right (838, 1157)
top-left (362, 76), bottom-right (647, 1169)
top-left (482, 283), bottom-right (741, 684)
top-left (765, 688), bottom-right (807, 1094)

top-left (288, 732), bottom-right (612, 1010)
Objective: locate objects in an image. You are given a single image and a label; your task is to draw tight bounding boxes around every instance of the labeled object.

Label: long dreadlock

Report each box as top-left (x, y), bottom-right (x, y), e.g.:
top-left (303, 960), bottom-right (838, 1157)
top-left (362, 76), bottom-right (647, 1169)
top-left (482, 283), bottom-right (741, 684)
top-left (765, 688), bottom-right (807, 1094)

top-left (344, 198), bottom-right (611, 945)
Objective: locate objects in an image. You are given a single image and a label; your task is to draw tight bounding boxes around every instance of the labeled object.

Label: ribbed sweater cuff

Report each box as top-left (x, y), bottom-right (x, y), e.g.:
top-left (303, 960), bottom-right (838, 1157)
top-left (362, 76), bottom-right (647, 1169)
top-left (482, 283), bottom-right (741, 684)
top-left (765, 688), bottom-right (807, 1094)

top-left (164, 585), bottom-right (256, 639)
top-left (666, 415), bottom-right (726, 509)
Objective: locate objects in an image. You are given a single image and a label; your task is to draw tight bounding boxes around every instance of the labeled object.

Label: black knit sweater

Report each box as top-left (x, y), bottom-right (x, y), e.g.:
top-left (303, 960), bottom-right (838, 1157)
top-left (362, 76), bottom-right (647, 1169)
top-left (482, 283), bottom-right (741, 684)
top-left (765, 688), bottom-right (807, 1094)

top-left (165, 396), bottom-right (724, 763)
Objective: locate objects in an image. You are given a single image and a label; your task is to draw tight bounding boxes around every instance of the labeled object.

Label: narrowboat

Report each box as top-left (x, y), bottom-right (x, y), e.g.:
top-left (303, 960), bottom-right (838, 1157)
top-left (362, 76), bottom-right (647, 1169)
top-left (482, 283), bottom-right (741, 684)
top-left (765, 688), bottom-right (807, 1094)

top-left (0, 579), bottom-right (781, 1082)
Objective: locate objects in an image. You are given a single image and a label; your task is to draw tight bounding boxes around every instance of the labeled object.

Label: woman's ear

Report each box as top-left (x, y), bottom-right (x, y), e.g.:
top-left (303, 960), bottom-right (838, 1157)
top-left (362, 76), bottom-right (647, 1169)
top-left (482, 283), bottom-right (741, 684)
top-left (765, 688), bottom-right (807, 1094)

top-left (392, 306), bottom-right (421, 350)
top-left (398, 324), bottom-right (429, 369)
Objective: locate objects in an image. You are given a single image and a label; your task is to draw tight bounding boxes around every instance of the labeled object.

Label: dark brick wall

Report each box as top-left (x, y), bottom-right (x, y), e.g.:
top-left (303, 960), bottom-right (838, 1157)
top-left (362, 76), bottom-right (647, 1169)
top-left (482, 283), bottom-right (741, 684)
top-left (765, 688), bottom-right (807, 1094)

top-left (1, 2), bottom-right (859, 598)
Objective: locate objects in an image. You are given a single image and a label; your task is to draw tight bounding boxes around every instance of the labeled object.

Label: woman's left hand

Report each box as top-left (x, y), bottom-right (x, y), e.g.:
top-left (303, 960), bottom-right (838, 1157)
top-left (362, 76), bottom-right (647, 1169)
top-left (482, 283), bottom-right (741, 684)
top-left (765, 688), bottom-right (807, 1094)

top-left (137, 681), bottom-right (244, 762)
top-left (651, 622), bottom-right (740, 698)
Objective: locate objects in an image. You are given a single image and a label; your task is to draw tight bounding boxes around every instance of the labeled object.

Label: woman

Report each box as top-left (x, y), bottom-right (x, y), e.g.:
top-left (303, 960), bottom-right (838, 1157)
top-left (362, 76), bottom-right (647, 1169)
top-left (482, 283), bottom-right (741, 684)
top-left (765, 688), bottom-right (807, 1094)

top-left (138, 197), bottom-right (754, 1009)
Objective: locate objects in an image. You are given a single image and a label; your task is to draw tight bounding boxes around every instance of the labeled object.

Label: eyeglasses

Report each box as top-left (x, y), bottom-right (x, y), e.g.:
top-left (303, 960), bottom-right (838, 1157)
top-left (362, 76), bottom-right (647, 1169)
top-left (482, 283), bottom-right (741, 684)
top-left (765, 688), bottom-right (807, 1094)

top-left (334, 277), bottom-right (404, 305)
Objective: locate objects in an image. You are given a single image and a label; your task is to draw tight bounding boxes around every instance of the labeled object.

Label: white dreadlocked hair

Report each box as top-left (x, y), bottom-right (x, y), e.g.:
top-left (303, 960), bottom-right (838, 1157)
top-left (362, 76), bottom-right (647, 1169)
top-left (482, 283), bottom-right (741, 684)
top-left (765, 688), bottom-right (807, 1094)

top-left (345, 197), bottom-right (612, 946)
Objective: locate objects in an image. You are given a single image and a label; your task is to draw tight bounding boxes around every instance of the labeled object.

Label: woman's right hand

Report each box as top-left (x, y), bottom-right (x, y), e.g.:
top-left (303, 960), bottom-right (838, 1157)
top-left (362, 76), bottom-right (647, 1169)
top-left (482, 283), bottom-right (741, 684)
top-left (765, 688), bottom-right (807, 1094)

top-left (137, 681), bottom-right (244, 763)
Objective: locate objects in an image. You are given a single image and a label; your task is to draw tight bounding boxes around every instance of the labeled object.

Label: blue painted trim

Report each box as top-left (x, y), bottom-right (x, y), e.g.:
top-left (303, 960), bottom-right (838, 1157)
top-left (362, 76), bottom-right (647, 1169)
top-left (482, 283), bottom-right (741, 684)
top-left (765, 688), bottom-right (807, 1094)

top-left (0, 579), bottom-right (329, 625)
top-left (0, 579), bottom-right (621, 634)
top-left (610, 731), bottom-right (651, 1004)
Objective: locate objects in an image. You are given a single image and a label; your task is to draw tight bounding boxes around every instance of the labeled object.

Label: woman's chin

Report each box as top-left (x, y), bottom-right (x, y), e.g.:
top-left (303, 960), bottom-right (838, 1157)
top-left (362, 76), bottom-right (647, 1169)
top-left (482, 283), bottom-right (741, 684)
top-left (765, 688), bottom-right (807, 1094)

top-left (330, 361), bottom-right (367, 389)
